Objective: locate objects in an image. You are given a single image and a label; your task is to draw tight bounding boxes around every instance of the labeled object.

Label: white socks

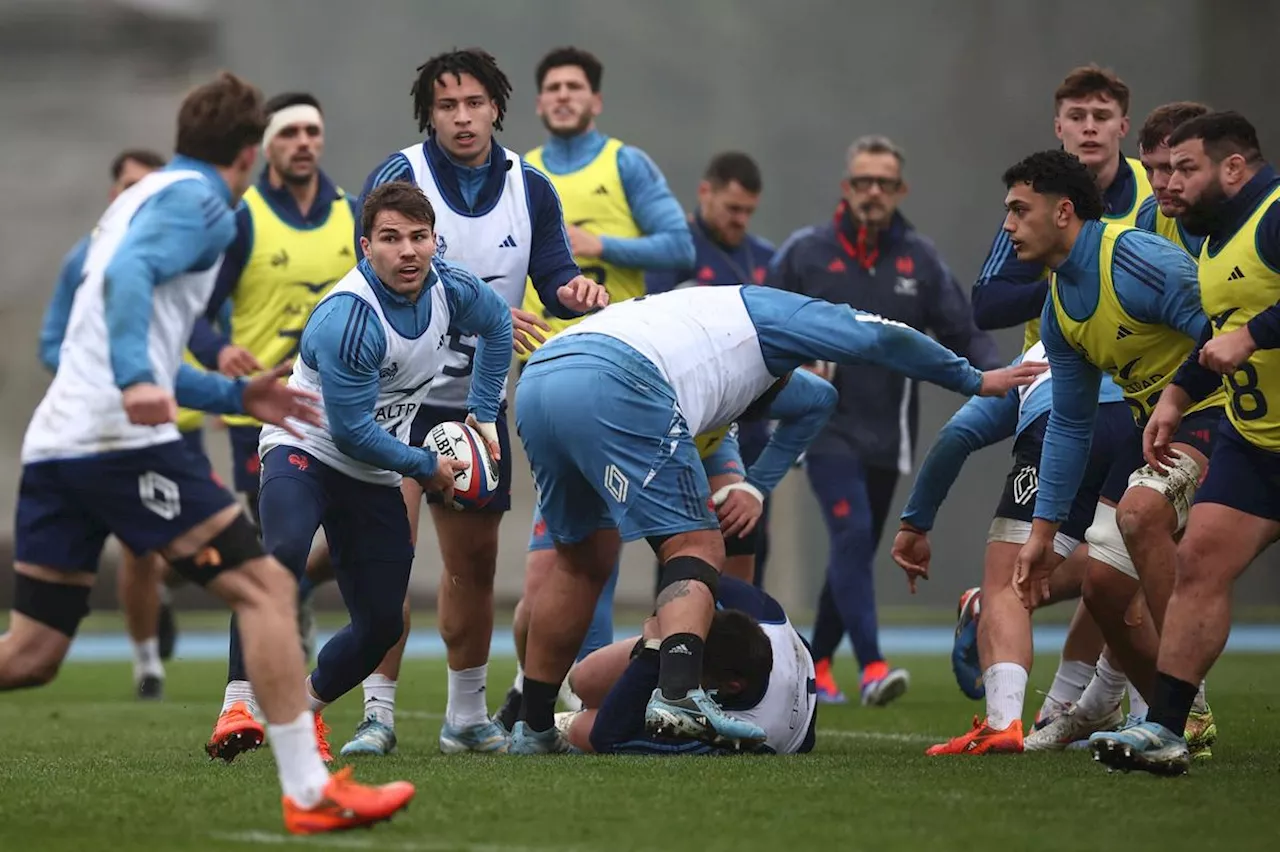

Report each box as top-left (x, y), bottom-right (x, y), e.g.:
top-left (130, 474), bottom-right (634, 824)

top-left (1127, 679), bottom-right (1149, 720)
top-left (1192, 680), bottom-right (1208, 713)
top-left (304, 677), bottom-right (328, 714)
top-left (362, 674), bottom-right (398, 727)
top-left (1045, 658), bottom-right (1095, 710)
top-left (446, 665), bottom-right (490, 728)
top-left (268, 711), bottom-right (330, 809)
top-left (984, 663), bottom-right (1028, 731)
top-left (222, 680), bottom-right (261, 718)
top-left (1076, 654), bottom-right (1127, 719)
top-left (132, 637), bottom-right (163, 683)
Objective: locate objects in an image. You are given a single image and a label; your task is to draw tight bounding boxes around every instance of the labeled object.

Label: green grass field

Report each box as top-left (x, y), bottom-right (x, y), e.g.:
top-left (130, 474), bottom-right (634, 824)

top-left (1, 654), bottom-right (1276, 851)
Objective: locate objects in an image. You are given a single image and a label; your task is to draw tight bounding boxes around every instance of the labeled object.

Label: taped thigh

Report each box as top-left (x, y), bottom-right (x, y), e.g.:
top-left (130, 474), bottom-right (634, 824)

top-left (1126, 449), bottom-right (1203, 533)
top-left (1084, 503), bottom-right (1137, 579)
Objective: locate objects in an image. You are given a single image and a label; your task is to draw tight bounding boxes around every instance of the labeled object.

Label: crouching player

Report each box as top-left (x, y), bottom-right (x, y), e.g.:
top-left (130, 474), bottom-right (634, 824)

top-left (559, 575), bottom-right (816, 755)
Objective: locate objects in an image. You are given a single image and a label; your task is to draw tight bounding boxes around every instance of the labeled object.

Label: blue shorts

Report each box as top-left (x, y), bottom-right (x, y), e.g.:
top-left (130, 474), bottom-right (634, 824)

top-left (996, 403), bottom-right (1133, 540)
top-left (14, 441), bottom-right (237, 573)
top-left (1099, 407), bottom-right (1221, 503)
top-left (517, 337), bottom-right (718, 545)
top-left (227, 424), bottom-right (262, 495)
top-left (409, 403), bottom-right (513, 513)
top-left (1194, 418), bottom-right (1280, 520)
top-left (259, 446), bottom-right (414, 570)
top-left (527, 421), bottom-right (746, 551)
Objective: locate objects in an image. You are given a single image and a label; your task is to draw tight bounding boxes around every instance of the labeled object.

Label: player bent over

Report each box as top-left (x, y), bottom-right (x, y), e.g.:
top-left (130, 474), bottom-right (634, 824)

top-left (204, 180), bottom-right (514, 761)
top-left (561, 575), bottom-right (817, 755)
top-left (512, 285), bottom-right (1045, 752)
top-left (893, 341), bottom-right (1131, 753)
top-left (1, 73), bottom-right (412, 835)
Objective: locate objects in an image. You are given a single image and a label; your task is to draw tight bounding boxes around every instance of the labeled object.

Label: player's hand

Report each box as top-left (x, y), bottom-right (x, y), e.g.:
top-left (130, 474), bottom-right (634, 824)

top-left (418, 457), bottom-right (469, 504)
top-left (511, 307), bottom-right (551, 355)
top-left (566, 224), bottom-right (604, 259)
top-left (800, 361), bottom-right (836, 381)
top-left (892, 524), bottom-right (931, 594)
top-left (712, 482), bottom-right (764, 538)
top-left (1143, 387), bottom-right (1190, 474)
top-left (465, 413), bottom-right (501, 462)
top-left (978, 361), bottom-right (1048, 397)
top-left (122, 382), bottom-right (178, 426)
top-left (217, 344), bottom-right (262, 378)
top-left (1012, 532), bottom-right (1055, 610)
top-left (557, 276), bottom-right (610, 313)
top-left (241, 362), bottom-right (322, 437)
top-left (1199, 326), bottom-right (1257, 374)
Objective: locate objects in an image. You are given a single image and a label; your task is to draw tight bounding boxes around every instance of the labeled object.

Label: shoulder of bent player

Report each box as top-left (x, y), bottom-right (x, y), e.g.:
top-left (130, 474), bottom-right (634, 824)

top-left (362, 151), bottom-right (414, 195)
top-left (1257, 185), bottom-right (1280, 271)
top-left (1135, 195), bottom-right (1158, 233)
top-left (135, 174), bottom-right (237, 271)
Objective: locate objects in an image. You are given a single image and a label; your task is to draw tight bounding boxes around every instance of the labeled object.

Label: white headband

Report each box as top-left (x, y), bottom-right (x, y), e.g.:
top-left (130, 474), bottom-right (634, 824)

top-left (262, 104), bottom-right (324, 152)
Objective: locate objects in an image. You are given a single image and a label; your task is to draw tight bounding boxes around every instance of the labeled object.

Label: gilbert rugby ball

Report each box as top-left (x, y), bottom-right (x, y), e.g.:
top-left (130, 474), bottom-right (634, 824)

top-left (423, 421), bottom-right (500, 510)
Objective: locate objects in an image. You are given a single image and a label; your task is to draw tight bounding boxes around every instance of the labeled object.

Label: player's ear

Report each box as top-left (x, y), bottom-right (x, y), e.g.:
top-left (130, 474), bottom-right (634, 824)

top-left (359, 236), bottom-right (372, 260)
top-left (1118, 115), bottom-right (1131, 138)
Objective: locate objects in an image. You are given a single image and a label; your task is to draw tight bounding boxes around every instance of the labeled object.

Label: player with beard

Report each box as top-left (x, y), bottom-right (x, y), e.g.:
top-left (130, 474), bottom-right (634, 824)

top-left (1091, 112), bottom-right (1280, 775)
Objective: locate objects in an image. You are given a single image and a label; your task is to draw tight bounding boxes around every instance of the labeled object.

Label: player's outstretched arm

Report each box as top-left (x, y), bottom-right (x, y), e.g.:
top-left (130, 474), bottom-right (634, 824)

top-left (742, 369), bottom-right (837, 497)
top-left (900, 391), bottom-right (1019, 535)
top-left (306, 296), bottom-right (438, 479)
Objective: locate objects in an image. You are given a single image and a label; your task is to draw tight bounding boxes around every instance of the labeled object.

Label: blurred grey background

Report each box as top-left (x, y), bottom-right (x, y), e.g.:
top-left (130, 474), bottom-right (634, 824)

top-left (2, 0), bottom-right (1278, 616)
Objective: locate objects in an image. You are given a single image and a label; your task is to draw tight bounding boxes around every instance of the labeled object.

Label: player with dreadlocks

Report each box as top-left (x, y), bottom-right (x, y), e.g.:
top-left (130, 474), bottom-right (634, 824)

top-left (337, 47), bottom-right (607, 757)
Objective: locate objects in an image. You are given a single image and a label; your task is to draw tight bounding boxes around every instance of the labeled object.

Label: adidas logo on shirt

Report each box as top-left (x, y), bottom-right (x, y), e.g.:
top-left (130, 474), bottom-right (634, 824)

top-left (499, 235), bottom-right (518, 248)
top-left (593, 184), bottom-right (609, 196)
top-left (1229, 266), bottom-right (1246, 281)
top-left (1115, 324), bottom-right (1134, 340)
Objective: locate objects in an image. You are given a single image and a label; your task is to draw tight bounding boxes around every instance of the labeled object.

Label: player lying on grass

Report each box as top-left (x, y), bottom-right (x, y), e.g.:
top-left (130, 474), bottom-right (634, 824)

top-left (557, 575), bottom-right (816, 755)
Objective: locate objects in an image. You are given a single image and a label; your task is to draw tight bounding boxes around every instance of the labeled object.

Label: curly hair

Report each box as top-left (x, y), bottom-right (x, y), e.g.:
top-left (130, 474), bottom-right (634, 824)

top-left (411, 47), bottom-right (512, 135)
top-left (1002, 150), bottom-right (1105, 221)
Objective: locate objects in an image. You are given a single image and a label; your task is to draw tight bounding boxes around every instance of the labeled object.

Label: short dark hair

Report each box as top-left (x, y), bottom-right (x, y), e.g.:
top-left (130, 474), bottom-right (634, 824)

top-left (702, 609), bottom-right (773, 699)
top-left (110, 148), bottom-right (165, 181)
top-left (265, 91), bottom-right (323, 116)
top-left (1003, 150), bottom-right (1105, 221)
top-left (1167, 110), bottom-right (1265, 165)
top-left (175, 71), bottom-right (268, 166)
top-left (535, 46), bottom-right (603, 93)
top-left (703, 151), bottom-right (762, 194)
top-left (361, 181), bottom-right (436, 239)
top-left (1054, 64), bottom-right (1131, 116)
top-left (412, 47), bottom-right (512, 135)
top-left (1138, 101), bottom-right (1211, 153)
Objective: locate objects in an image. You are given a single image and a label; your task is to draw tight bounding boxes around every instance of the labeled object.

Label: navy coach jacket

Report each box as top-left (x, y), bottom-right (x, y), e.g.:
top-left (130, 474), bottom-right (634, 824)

top-left (766, 202), bottom-right (1001, 473)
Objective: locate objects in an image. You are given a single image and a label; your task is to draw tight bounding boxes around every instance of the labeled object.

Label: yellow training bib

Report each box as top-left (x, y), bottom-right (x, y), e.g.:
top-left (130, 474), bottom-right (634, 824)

top-left (1197, 186), bottom-right (1280, 449)
top-left (224, 185), bottom-right (356, 427)
top-left (1052, 224), bottom-right (1222, 421)
top-left (519, 138), bottom-right (644, 360)
top-left (1022, 157), bottom-right (1153, 352)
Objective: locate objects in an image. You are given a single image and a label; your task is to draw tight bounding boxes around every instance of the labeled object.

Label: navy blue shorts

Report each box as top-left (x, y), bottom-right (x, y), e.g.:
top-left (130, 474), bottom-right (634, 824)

top-left (227, 424), bottom-right (263, 495)
top-left (517, 340), bottom-right (717, 545)
top-left (258, 446), bottom-right (414, 572)
top-left (1099, 407), bottom-right (1221, 503)
top-left (14, 441), bottom-right (237, 573)
top-left (408, 403), bottom-right (513, 513)
top-left (1194, 418), bottom-right (1280, 520)
top-left (996, 402), bottom-right (1134, 541)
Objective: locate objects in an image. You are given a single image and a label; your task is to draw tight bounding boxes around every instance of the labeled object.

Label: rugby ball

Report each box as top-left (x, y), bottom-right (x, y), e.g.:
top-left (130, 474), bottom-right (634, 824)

top-left (423, 421), bottom-right (499, 510)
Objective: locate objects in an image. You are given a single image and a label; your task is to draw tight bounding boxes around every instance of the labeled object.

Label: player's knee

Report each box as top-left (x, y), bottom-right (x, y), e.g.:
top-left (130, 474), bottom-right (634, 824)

top-left (1082, 559), bottom-right (1133, 619)
top-left (1124, 450), bottom-right (1202, 535)
top-left (354, 603), bottom-right (404, 658)
top-left (1084, 504), bottom-right (1137, 581)
top-left (657, 554), bottom-right (721, 601)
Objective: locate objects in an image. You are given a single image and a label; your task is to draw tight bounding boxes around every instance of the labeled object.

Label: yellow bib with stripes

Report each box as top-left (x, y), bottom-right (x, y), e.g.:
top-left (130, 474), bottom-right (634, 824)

top-left (1022, 157), bottom-right (1154, 352)
top-left (518, 138), bottom-right (644, 361)
top-left (1051, 224), bottom-right (1223, 421)
top-left (223, 185), bottom-right (356, 426)
top-left (1153, 208), bottom-right (1200, 257)
top-left (1198, 186), bottom-right (1280, 449)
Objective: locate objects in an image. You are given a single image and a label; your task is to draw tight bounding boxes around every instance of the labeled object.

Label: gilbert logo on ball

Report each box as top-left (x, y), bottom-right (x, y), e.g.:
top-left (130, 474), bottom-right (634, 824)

top-left (425, 421), bottom-right (500, 510)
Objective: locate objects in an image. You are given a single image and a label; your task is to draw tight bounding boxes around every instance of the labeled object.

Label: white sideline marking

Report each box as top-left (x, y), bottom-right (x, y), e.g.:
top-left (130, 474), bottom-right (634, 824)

top-left (819, 729), bottom-right (939, 744)
top-left (213, 830), bottom-right (571, 852)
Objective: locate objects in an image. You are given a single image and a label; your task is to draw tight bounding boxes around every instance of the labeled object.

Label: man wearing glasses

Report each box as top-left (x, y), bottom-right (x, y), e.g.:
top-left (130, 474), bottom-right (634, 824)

top-left (766, 135), bottom-right (999, 708)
